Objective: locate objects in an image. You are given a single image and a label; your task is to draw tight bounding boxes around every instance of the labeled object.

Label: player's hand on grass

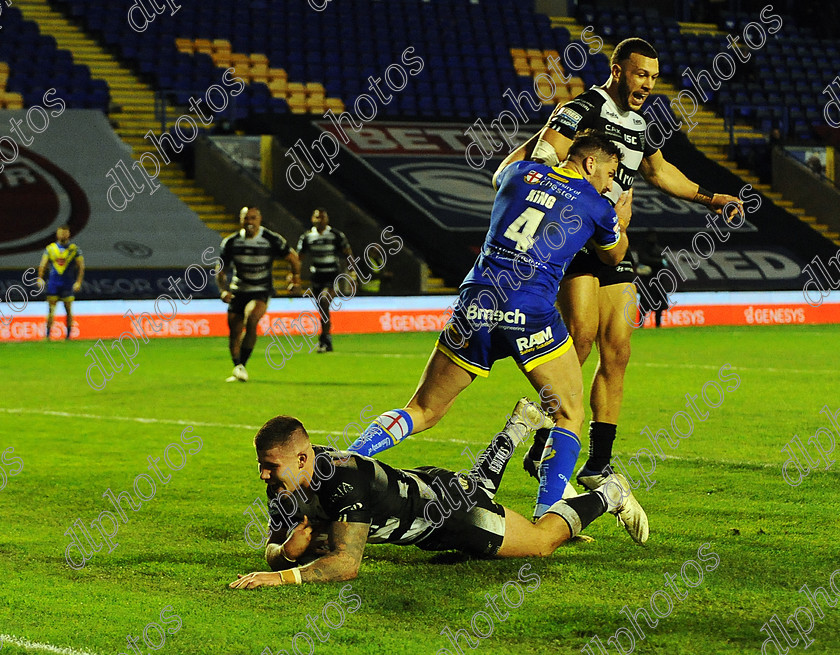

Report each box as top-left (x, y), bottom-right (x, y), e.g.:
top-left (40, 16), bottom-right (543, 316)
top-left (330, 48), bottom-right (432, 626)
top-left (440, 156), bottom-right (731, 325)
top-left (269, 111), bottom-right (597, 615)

top-left (708, 193), bottom-right (744, 222)
top-left (229, 571), bottom-right (284, 589)
top-left (615, 188), bottom-right (633, 230)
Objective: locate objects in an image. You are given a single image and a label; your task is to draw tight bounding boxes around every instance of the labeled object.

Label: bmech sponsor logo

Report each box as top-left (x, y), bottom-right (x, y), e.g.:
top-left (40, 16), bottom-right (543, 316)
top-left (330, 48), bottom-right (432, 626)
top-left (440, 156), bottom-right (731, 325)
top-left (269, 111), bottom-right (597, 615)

top-left (465, 306), bottom-right (527, 326)
top-left (0, 147), bottom-right (89, 255)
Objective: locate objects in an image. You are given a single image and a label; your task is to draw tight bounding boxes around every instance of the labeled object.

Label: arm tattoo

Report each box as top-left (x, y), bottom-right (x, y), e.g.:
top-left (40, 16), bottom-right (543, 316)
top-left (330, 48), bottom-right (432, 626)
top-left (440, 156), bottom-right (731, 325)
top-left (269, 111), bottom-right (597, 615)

top-left (299, 522), bottom-right (369, 584)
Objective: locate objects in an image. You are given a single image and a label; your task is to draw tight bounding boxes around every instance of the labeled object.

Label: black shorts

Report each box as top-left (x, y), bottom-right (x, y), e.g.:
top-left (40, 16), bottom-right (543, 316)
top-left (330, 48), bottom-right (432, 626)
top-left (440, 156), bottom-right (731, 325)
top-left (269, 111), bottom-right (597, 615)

top-left (565, 245), bottom-right (635, 287)
top-left (414, 469), bottom-right (506, 557)
top-left (311, 271), bottom-right (339, 294)
top-left (228, 291), bottom-right (270, 316)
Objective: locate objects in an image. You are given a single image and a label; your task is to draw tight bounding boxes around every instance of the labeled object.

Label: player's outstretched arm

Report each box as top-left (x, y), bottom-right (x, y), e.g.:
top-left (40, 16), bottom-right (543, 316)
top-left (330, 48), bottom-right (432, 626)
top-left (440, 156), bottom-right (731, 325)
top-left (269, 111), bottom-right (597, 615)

top-left (230, 521), bottom-right (369, 588)
top-left (640, 150), bottom-right (743, 218)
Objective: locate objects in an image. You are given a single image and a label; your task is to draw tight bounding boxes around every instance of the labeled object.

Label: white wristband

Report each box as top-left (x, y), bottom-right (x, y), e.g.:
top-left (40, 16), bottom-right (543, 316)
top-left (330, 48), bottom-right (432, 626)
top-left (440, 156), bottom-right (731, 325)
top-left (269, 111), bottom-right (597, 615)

top-left (280, 567), bottom-right (302, 585)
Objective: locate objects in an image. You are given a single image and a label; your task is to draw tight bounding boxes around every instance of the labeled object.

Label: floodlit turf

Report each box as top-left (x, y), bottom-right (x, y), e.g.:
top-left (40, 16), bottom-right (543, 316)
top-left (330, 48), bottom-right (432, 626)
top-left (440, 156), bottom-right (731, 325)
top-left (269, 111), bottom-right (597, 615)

top-left (1, 326), bottom-right (838, 655)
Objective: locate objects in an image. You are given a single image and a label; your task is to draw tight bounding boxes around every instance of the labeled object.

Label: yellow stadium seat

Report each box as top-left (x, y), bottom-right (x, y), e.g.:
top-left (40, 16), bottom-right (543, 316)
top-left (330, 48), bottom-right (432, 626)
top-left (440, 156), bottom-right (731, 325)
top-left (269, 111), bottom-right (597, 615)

top-left (175, 38), bottom-right (193, 53)
top-left (250, 63), bottom-right (269, 83)
top-left (212, 39), bottom-right (231, 53)
top-left (525, 48), bottom-right (542, 58)
top-left (194, 38), bottom-right (212, 50)
top-left (510, 48), bottom-right (526, 59)
top-left (534, 77), bottom-right (555, 104)
top-left (554, 86), bottom-right (572, 104)
top-left (306, 98), bottom-right (326, 113)
top-left (325, 98), bottom-right (345, 113)
top-left (513, 57), bottom-right (529, 74)
top-left (233, 63), bottom-right (251, 79)
top-left (250, 53), bottom-right (269, 65)
top-left (211, 53), bottom-right (233, 67)
top-left (529, 57), bottom-right (546, 72)
top-left (4, 93), bottom-right (23, 110)
top-left (268, 68), bottom-right (288, 82)
top-left (287, 82), bottom-right (305, 94)
top-left (230, 53), bottom-right (249, 65)
top-left (268, 79), bottom-right (287, 96)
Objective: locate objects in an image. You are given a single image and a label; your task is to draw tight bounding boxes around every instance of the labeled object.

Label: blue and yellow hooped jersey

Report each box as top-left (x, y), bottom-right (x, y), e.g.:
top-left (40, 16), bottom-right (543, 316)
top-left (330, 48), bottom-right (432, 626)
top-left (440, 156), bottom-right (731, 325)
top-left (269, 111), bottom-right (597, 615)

top-left (45, 242), bottom-right (83, 281)
top-left (462, 160), bottom-right (620, 299)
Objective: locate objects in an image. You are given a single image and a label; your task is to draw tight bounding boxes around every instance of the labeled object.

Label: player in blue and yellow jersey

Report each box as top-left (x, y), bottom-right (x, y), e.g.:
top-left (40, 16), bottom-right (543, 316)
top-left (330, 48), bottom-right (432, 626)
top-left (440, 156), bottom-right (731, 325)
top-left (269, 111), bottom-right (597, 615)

top-left (347, 131), bottom-right (646, 542)
top-left (37, 225), bottom-right (85, 341)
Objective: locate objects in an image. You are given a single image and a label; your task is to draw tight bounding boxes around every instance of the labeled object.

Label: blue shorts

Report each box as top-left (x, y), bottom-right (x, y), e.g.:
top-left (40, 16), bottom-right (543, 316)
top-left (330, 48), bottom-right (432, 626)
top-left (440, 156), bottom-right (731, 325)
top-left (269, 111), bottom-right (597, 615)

top-left (436, 284), bottom-right (572, 377)
top-left (46, 278), bottom-right (74, 300)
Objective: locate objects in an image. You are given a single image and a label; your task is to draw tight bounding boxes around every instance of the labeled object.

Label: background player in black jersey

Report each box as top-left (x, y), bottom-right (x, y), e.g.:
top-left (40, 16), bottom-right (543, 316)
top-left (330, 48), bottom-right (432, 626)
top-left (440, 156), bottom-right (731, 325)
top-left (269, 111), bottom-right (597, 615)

top-left (229, 398), bottom-right (647, 587)
top-left (497, 38), bottom-right (744, 492)
top-left (217, 206), bottom-right (301, 382)
top-left (296, 208), bottom-right (354, 353)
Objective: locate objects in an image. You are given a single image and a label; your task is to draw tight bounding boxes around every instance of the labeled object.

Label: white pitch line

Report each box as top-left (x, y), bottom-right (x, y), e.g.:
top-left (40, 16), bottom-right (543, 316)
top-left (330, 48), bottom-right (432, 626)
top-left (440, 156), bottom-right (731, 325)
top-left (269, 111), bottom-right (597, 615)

top-left (0, 407), bottom-right (472, 445)
top-left (0, 634), bottom-right (100, 655)
top-left (636, 362), bottom-right (836, 375)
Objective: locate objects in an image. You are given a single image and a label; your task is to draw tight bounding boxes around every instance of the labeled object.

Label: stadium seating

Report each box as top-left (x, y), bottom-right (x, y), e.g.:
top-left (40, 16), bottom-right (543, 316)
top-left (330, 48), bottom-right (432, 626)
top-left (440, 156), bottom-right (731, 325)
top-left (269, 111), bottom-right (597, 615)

top-left (577, 3), bottom-right (839, 143)
top-left (0, 6), bottom-right (109, 111)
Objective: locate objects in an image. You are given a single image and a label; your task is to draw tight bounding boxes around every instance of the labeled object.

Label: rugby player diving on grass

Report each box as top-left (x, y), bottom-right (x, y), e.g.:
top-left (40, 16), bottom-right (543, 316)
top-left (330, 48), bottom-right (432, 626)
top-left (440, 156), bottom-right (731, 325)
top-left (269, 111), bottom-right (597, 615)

top-left (341, 130), bottom-right (643, 535)
top-left (229, 398), bottom-right (647, 587)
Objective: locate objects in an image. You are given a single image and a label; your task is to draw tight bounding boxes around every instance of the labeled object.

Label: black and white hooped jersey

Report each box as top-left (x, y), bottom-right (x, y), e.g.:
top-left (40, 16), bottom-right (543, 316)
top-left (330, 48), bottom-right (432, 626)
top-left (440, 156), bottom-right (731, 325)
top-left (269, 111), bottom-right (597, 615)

top-left (267, 446), bottom-right (470, 547)
top-left (219, 227), bottom-right (290, 294)
top-left (548, 86), bottom-right (658, 204)
top-left (296, 226), bottom-right (350, 276)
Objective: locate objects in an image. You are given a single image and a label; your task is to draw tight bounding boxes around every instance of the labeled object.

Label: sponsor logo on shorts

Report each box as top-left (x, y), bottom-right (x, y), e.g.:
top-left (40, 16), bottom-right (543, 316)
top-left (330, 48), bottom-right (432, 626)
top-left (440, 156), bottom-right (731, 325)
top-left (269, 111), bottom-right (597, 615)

top-left (466, 306), bottom-right (527, 326)
top-left (516, 326), bottom-right (554, 354)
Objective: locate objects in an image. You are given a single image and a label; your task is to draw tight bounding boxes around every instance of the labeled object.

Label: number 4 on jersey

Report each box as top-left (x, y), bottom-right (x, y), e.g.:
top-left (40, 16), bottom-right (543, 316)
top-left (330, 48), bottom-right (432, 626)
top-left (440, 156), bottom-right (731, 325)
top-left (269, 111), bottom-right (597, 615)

top-left (503, 207), bottom-right (546, 253)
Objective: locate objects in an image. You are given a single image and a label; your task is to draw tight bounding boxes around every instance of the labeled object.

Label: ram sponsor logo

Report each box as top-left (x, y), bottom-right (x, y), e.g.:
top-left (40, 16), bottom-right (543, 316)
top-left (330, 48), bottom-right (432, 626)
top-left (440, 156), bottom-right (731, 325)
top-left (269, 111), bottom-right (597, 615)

top-left (465, 306), bottom-right (526, 326)
top-left (516, 326), bottom-right (554, 353)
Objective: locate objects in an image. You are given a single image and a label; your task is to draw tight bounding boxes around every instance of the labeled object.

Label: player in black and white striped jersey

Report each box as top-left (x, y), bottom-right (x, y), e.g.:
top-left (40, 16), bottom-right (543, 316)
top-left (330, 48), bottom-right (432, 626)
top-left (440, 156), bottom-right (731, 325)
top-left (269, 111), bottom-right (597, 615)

top-left (296, 208), bottom-right (353, 353)
top-left (217, 207), bottom-right (301, 382)
top-left (229, 398), bottom-right (646, 586)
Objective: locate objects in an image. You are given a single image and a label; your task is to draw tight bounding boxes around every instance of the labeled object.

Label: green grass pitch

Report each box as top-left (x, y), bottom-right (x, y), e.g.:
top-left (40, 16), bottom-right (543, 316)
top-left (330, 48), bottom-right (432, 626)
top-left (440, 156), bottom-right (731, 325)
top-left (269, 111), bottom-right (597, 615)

top-left (1, 325), bottom-right (839, 655)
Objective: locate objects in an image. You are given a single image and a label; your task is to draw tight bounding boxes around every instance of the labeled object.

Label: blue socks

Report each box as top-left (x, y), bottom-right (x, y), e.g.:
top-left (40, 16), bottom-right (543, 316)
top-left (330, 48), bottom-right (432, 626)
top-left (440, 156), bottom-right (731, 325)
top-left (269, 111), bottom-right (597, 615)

top-left (348, 409), bottom-right (415, 457)
top-left (534, 427), bottom-right (581, 518)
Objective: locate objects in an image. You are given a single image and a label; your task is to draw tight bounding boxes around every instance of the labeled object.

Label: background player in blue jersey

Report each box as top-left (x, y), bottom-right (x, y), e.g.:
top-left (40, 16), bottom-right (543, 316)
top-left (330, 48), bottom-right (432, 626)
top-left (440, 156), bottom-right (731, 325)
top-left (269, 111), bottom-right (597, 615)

top-left (229, 398), bottom-right (646, 587)
top-left (345, 131), bottom-right (646, 540)
top-left (496, 38), bottom-right (744, 494)
top-left (37, 225), bottom-right (84, 341)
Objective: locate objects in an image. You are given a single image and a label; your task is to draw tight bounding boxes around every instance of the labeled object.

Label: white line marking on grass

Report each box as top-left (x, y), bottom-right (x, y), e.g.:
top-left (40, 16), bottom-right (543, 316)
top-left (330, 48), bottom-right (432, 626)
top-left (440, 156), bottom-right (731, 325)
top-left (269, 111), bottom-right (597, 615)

top-left (0, 408), bottom-right (472, 445)
top-left (0, 634), bottom-right (101, 655)
top-left (637, 362), bottom-right (837, 375)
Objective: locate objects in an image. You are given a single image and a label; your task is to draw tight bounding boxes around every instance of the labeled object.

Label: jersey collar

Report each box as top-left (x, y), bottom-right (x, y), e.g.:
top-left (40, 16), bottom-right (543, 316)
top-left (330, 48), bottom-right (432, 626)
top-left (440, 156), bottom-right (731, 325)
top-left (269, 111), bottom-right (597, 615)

top-left (551, 165), bottom-right (583, 179)
top-left (240, 226), bottom-right (264, 240)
